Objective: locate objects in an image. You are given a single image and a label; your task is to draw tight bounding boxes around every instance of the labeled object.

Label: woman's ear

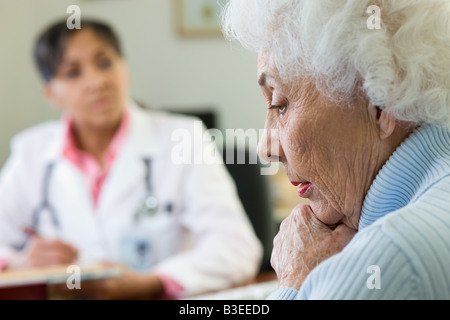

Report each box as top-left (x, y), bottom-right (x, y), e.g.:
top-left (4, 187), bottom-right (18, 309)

top-left (43, 83), bottom-right (63, 110)
top-left (369, 104), bottom-right (396, 140)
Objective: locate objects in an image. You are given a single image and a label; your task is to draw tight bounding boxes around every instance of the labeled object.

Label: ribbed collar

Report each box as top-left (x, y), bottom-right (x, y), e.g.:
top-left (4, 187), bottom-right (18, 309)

top-left (359, 124), bottom-right (450, 230)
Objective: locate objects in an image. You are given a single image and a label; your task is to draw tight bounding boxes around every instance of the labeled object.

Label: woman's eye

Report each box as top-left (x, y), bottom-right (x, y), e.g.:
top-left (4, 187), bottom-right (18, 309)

top-left (65, 69), bottom-right (80, 79)
top-left (270, 105), bottom-right (287, 116)
top-left (98, 58), bottom-right (112, 70)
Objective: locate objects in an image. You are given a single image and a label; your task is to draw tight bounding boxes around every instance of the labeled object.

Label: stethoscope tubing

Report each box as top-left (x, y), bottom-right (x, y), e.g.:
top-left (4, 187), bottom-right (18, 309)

top-left (17, 157), bottom-right (157, 250)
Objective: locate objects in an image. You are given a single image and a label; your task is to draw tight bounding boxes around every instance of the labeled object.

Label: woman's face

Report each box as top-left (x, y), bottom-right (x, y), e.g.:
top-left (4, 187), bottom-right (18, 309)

top-left (257, 52), bottom-right (388, 230)
top-left (45, 28), bottom-right (129, 131)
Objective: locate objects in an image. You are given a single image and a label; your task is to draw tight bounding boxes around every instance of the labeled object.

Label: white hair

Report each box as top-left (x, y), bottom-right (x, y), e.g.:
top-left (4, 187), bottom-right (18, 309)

top-left (222, 0), bottom-right (450, 126)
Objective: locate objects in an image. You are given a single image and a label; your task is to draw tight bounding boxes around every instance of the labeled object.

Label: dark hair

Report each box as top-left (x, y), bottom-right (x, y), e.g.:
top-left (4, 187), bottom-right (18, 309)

top-left (34, 19), bottom-right (123, 82)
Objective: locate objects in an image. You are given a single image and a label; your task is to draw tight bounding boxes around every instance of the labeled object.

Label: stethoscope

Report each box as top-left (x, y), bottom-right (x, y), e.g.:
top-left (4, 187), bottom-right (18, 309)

top-left (27, 157), bottom-right (159, 236)
top-left (134, 158), bottom-right (159, 221)
top-left (31, 162), bottom-right (60, 232)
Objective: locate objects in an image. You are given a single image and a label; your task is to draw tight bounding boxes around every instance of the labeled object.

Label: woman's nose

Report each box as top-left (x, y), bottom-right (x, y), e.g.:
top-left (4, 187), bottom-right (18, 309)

top-left (85, 67), bottom-right (107, 92)
top-left (257, 127), bottom-right (283, 163)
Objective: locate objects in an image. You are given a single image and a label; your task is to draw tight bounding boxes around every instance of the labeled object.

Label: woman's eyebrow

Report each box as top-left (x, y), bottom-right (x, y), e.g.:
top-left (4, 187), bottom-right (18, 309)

top-left (60, 60), bottom-right (77, 68)
top-left (258, 73), bottom-right (267, 87)
top-left (94, 47), bottom-right (109, 58)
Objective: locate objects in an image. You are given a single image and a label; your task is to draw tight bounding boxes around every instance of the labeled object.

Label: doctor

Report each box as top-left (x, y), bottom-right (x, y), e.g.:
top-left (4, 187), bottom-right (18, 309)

top-left (0, 19), bottom-right (262, 299)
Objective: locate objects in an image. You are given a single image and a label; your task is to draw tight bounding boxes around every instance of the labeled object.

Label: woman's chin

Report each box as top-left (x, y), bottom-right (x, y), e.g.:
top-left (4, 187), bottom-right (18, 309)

top-left (309, 200), bottom-right (344, 227)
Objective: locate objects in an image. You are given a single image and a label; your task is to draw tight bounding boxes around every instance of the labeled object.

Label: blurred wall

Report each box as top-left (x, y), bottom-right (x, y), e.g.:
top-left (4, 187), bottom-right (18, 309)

top-left (0, 0), bottom-right (266, 167)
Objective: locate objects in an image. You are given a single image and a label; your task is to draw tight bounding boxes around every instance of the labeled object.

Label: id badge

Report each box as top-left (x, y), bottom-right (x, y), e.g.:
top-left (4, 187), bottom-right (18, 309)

top-left (119, 231), bottom-right (154, 272)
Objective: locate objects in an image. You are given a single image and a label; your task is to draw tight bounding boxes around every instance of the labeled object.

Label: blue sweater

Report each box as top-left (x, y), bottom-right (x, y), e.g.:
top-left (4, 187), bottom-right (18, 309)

top-left (268, 124), bottom-right (450, 299)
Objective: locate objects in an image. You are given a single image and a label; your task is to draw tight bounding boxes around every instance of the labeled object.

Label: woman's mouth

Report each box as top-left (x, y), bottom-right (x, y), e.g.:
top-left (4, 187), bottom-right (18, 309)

top-left (291, 181), bottom-right (313, 198)
top-left (90, 96), bottom-right (112, 111)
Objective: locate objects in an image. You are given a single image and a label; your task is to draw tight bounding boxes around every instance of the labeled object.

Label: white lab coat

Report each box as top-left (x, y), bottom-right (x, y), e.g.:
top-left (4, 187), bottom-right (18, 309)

top-left (0, 103), bottom-right (262, 297)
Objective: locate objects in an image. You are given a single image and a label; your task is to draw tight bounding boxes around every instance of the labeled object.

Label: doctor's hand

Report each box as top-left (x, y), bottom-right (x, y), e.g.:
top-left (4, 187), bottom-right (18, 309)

top-left (271, 204), bottom-right (356, 290)
top-left (48, 263), bottom-right (165, 300)
top-left (9, 231), bottom-right (78, 269)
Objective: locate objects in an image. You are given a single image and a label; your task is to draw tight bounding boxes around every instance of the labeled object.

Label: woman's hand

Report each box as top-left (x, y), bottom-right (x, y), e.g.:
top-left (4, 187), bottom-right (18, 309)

top-left (9, 232), bottom-right (78, 269)
top-left (271, 204), bottom-right (356, 289)
top-left (48, 263), bottom-right (165, 300)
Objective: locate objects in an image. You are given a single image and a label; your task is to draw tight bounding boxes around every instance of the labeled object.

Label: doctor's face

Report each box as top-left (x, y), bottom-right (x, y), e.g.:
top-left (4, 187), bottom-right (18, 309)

top-left (44, 28), bottom-right (129, 130)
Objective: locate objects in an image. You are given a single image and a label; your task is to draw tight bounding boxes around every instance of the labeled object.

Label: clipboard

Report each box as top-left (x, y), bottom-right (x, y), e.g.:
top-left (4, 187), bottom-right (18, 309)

top-left (0, 264), bottom-right (122, 299)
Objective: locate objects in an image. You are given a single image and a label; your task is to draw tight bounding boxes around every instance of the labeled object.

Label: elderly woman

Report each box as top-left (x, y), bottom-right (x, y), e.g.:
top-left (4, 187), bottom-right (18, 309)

top-left (223, 0), bottom-right (450, 299)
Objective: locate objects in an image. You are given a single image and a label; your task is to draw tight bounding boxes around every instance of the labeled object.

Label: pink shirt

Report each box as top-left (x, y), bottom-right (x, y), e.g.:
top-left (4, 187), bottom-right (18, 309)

top-left (0, 258), bottom-right (7, 271)
top-left (62, 110), bottom-right (130, 208)
top-left (60, 108), bottom-right (184, 298)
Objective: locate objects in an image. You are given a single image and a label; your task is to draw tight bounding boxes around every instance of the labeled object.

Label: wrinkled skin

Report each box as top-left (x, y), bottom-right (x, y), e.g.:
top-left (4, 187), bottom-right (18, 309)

top-left (271, 204), bottom-right (356, 289)
top-left (257, 51), bottom-right (414, 289)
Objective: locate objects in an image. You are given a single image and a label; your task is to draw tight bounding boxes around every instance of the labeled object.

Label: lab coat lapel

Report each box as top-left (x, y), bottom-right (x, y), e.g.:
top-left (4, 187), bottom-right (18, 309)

top-left (96, 105), bottom-right (160, 217)
top-left (41, 121), bottom-right (65, 163)
top-left (38, 122), bottom-right (99, 242)
top-left (51, 161), bottom-right (99, 235)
